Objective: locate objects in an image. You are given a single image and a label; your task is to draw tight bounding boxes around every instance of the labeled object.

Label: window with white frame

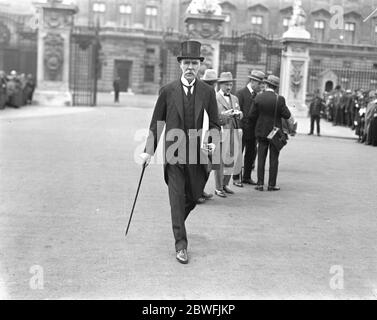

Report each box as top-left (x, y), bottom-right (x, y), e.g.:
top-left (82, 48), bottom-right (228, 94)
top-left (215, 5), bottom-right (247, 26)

top-left (119, 4), bottom-right (132, 14)
top-left (92, 2), bottom-right (106, 13)
top-left (314, 20), bottom-right (325, 29)
top-left (283, 17), bottom-right (290, 28)
top-left (223, 14), bottom-right (231, 36)
top-left (313, 20), bottom-right (325, 42)
top-left (92, 2), bottom-right (106, 25)
top-left (251, 16), bottom-right (263, 25)
top-left (145, 6), bottom-right (158, 29)
top-left (345, 22), bottom-right (355, 31)
top-left (119, 4), bottom-right (132, 27)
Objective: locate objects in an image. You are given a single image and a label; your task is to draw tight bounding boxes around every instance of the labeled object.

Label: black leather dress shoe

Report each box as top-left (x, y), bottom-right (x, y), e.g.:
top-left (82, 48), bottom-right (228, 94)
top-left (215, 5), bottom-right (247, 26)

top-left (233, 181), bottom-right (244, 188)
top-left (242, 178), bottom-right (257, 185)
top-left (255, 185), bottom-right (264, 191)
top-left (202, 191), bottom-right (213, 200)
top-left (176, 249), bottom-right (188, 264)
top-left (223, 186), bottom-right (234, 194)
top-left (196, 197), bottom-right (206, 204)
top-left (215, 189), bottom-right (227, 198)
top-left (268, 186), bottom-right (280, 191)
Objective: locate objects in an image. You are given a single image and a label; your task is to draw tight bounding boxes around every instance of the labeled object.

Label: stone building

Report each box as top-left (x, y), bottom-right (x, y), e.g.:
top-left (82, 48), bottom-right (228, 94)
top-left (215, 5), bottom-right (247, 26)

top-left (72, 0), bottom-right (377, 94)
top-left (1, 0), bottom-right (377, 95)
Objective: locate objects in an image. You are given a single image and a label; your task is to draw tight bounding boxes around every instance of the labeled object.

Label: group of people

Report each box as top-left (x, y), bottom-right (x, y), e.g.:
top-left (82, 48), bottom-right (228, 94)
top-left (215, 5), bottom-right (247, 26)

top-left (308, 85), bottom-right (377, 146)
top-left (0, 70), bottom-right (35, 110)
top-left (139, 40), bottom-right (295, 264)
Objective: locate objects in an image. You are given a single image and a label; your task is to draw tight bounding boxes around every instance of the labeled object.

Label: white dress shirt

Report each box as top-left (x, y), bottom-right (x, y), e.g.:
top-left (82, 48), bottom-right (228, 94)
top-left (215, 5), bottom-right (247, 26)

top-left (181, 75), bottom-right (196, 96)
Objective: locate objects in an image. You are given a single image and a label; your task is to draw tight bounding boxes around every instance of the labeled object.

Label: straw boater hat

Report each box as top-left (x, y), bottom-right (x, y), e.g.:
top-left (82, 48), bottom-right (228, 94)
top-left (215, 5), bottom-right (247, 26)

top-left (201, 69), bottom-right (218, 82)
top-left (248, 70), bottom-right (265, 82)
top-left (218, 72), bottom-right (236, 83)
top-left (264, 75), bottom-right (280, 87)
top-left (177, 40), bottom-right (205, 62)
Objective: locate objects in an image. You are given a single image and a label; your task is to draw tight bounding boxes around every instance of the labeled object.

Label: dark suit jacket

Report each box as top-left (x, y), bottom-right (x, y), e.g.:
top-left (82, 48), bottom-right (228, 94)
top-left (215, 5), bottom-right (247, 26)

top-left (236, 86), bottom-right (257, 140)
top-left (145, 79), bottom-right (220, 199)
top-left (248, 90), bottom-right (291, 139)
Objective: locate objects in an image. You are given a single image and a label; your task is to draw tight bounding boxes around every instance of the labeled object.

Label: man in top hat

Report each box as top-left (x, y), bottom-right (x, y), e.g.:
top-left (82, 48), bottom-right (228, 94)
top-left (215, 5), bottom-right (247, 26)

top-left (233, 70), bottom-right (265, 186)
top-left (140, 40), bottom-right (220, 264)
top-left (249, 75), bottom-right (291, 191)
top-left (214, 71), bottom-right (243, 197)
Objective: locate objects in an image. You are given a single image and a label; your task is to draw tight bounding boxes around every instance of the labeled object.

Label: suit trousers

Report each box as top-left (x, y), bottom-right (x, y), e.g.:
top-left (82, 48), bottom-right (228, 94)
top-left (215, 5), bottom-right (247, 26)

top-left (310, 115), bottom-right (320, 134)
top-left (257, 138), bottom-right (280, 187)
top-left (166, 164), bottom-right (197, 252)
top-left (213, 142), bottom-right (231, 190)
top-left (233, 134), bottom-right (257, 181)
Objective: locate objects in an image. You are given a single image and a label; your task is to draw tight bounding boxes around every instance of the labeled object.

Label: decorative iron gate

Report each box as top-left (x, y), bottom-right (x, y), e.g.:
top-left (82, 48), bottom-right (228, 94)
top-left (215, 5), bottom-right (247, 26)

top-left (219, 33), bottom-right (282, 90)
top-left (308, 64), bottom-right (377, 94)
top-left (69, 26), bottom-right (100, 106)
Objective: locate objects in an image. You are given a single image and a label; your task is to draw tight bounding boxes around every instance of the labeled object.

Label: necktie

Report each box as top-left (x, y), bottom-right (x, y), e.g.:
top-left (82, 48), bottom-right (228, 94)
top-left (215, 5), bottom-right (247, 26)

top-left (224, 93), bottom-right (230, 97)
top-left (184, 85), bottom-right (192, 98)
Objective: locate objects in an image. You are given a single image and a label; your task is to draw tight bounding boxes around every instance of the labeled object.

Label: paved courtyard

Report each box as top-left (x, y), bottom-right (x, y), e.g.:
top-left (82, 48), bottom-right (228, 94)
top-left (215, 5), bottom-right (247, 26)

top-left (0, 95), bottom-right (376, 299)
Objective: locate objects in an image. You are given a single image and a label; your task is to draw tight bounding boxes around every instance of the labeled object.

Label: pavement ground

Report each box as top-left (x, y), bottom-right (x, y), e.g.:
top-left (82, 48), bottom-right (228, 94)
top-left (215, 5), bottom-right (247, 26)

top-left (0, 94), bottom-right (376, 300)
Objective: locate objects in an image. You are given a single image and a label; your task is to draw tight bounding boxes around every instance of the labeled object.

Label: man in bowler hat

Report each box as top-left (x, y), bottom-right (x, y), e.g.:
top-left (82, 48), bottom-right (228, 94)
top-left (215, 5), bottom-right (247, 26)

top-left (140, 41), bottom-right (220, 264)
top-left (249, 75), bottom-right (291, 191)
top-left (233, 70), bottom-right (265, 186)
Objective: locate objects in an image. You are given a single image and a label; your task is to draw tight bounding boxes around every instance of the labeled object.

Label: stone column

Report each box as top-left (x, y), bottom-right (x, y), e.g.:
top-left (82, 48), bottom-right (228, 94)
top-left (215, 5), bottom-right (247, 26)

top-left (279, 0), bottom-right (311, 116)
top-left (184, 13), bottom-right (226, 75)
top-left (33, 0), bottom-right (77, 106)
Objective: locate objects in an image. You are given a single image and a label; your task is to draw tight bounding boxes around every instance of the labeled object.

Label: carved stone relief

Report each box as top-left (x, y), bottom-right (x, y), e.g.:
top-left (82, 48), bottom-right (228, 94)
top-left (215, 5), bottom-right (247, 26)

top-left (43, 33), bottom-right (64, 81)
top-left (290, 60), bottom-right (304, 98)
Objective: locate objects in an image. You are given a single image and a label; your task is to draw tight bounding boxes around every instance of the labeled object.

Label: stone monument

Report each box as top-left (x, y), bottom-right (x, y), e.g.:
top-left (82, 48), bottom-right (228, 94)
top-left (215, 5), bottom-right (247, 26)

top-left (33, 0), bottom-right (77, 106)
top-left (279, 0), bottom-right (311, 115)
top-left (184, 0), bottom-right (226, 75)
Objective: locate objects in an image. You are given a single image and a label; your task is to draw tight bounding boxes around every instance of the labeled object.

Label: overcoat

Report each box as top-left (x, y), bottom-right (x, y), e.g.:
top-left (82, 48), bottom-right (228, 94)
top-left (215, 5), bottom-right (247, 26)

top-left (145, 79), bottom-right (220, 200)
top-left (248, 90), bottom-right (291, 139)
top-left (216, 92), bottom-right (243, 175)
top-left (236, 86), bottom-right (257, 140)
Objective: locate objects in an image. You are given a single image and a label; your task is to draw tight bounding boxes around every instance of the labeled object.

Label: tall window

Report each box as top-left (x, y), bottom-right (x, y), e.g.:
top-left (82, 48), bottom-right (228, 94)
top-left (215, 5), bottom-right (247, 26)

top-left (251, 15), bottom-right (263, 33)
top-left (314, 20), bottom-right (325, 42)
top-left (145, 6), bottom-right (158, 30)
top-left (144, 65), bottom-right (155, 82)
top-left (344, 22), bottom-right (356, 44)
top-left (92, 2), bottom-right (106, 26)
top-left (283, 17), bottom-right (290, 30)
top-left (119, 4), bottom-right (132, 27)
top-left (224, 14), bottom-right (231, 36)
top-left (251, 16), bottom-right (263, 25)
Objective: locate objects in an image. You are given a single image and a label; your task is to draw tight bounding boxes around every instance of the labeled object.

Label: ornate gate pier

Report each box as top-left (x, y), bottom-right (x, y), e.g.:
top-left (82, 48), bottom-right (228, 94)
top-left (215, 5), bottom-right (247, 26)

top-left (33, 0), bottom-right (77, 106)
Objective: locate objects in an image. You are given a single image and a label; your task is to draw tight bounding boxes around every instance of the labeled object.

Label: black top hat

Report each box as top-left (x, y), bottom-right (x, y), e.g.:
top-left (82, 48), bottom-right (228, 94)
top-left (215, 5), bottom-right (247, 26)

top-left (177, 40), bottom-right (205, 62)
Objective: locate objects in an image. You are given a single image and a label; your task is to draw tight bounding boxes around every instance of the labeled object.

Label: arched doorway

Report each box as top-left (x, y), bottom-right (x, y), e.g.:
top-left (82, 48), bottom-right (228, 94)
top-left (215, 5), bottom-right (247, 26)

top-left (325, 80), bottom-right (333, 92)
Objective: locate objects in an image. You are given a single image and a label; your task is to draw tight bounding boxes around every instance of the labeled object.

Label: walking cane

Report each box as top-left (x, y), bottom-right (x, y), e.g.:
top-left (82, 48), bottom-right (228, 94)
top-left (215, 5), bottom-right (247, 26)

top-left (125, 162), bottom-right (147, 237)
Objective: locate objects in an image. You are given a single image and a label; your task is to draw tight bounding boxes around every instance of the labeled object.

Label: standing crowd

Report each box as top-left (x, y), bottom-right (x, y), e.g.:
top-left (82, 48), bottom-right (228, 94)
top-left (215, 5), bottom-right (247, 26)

top-left (307, 85), bottom-right (377, 146)
top-left (0, 70), bottom-right (35, 110)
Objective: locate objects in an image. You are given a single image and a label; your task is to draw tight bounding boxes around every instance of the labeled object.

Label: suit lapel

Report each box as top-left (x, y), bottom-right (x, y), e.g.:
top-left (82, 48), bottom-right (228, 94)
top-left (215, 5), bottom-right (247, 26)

top-left (172, 80), bottom-right (184, 121)
top-left (219, 93), bottom-right (231, 110)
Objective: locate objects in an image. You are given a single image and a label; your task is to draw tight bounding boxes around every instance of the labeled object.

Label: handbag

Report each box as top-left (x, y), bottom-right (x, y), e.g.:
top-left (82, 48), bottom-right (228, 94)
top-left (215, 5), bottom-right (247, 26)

top-left (267, 94), bottom-right (288, 151)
